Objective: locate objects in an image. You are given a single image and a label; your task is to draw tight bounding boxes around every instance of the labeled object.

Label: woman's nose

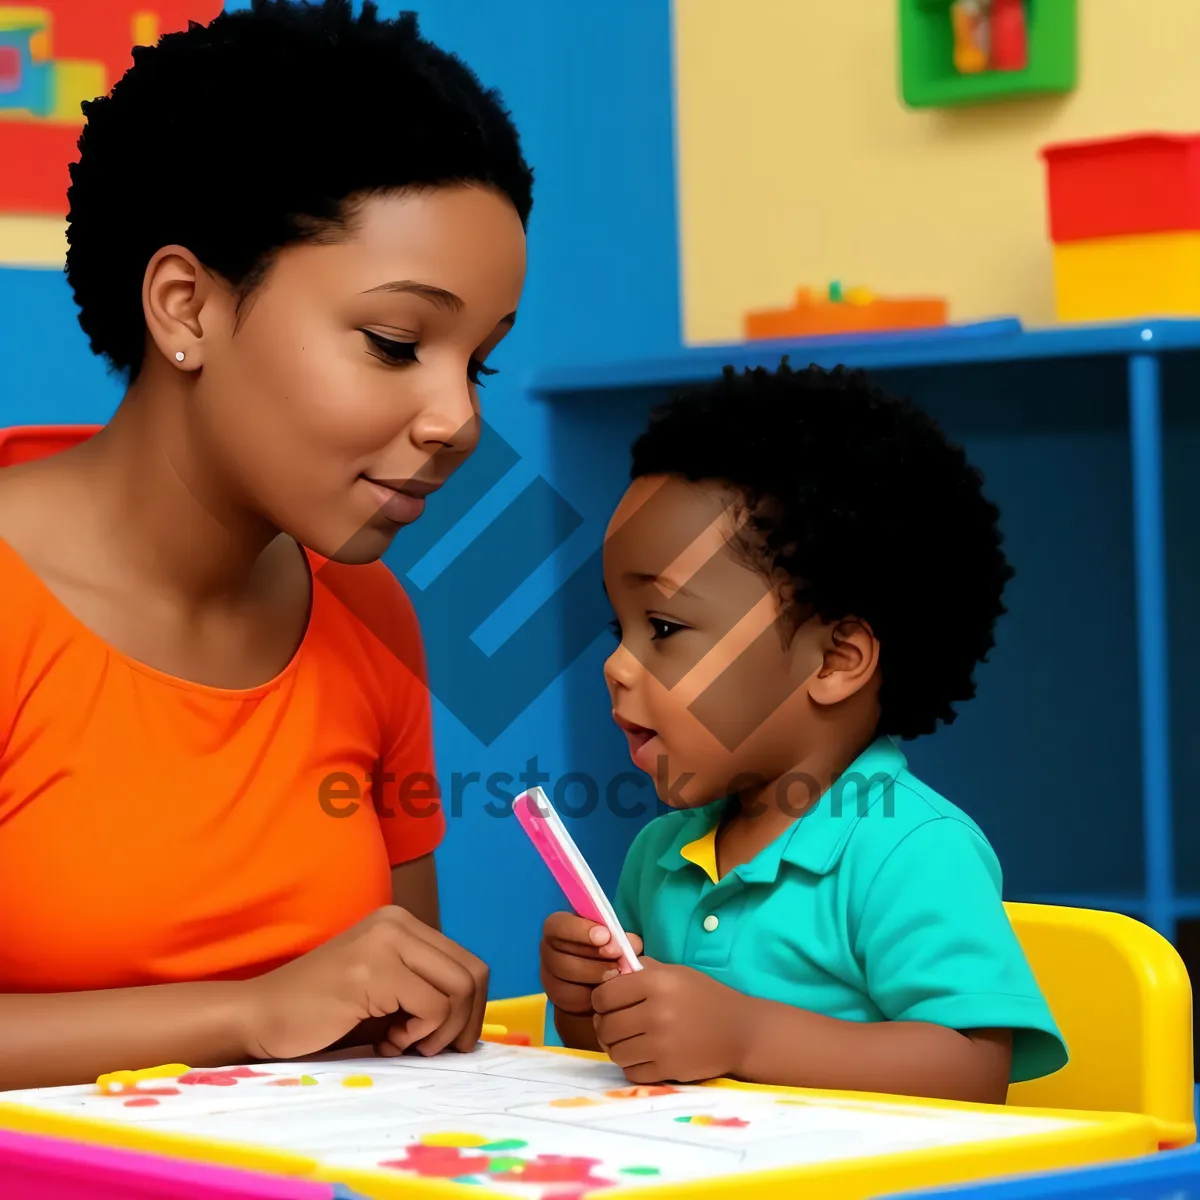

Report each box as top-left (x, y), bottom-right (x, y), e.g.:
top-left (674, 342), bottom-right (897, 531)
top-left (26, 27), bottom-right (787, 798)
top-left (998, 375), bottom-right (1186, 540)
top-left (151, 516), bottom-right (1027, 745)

top-left (409, 370), bottom-right (480, 456)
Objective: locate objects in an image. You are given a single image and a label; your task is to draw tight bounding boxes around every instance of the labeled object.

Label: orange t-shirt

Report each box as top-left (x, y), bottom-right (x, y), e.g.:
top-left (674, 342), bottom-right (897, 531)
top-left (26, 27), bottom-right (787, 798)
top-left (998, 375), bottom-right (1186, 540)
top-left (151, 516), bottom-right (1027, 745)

top-left (0, 538), bottom-right (445, 993)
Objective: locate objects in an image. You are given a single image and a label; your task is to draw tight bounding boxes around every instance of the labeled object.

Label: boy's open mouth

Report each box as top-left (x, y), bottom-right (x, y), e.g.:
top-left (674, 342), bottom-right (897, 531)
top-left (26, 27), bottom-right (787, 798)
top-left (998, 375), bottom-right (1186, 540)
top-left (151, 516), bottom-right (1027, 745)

top-left (613, 713), bottom-right (661, 769)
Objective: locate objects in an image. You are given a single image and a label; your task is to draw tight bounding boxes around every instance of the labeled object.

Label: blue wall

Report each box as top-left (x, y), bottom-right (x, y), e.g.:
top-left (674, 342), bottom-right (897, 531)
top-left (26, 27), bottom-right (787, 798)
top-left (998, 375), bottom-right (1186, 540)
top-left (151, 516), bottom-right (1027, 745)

top-left (4, 0), bottom-right (1199, 1027)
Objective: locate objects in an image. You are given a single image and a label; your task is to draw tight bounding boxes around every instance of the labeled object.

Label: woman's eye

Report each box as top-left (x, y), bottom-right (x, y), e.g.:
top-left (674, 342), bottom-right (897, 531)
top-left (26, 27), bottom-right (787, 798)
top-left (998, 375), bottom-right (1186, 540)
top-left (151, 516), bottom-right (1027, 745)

top-left (469, 358), bottom-right (499, 387)
top-left (362, 330), bottom-right (418, 365)
top-left (649, 617), bottom-right (684, 640)
top-left (361, 331), bottom-right (497, 387)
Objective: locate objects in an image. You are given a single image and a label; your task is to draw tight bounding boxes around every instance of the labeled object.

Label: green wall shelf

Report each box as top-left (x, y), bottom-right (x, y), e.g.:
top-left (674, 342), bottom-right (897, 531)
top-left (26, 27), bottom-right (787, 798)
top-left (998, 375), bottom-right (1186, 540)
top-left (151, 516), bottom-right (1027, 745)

top-left (899, 0), bottom-right (1077, 109)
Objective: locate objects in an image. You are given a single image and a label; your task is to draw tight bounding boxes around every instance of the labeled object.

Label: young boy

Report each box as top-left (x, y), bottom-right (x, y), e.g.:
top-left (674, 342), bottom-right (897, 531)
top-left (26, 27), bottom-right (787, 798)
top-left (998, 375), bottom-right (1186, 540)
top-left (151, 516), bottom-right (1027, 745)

top-left (539, 360), bottom-right (1067, 1104)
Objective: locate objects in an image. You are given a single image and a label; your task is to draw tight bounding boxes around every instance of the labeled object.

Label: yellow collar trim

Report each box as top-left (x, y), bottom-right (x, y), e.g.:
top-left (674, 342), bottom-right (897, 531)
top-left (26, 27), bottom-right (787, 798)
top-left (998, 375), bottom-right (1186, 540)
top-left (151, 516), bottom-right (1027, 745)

top-left (679, 825), bottom-right (720, 884)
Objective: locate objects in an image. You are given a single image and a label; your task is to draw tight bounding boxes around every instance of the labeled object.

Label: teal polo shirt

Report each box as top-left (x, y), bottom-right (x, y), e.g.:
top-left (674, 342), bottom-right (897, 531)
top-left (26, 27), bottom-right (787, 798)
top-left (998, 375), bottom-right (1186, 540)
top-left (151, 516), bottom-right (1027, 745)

top-left (614, 736), bottom-right (1068, 1084)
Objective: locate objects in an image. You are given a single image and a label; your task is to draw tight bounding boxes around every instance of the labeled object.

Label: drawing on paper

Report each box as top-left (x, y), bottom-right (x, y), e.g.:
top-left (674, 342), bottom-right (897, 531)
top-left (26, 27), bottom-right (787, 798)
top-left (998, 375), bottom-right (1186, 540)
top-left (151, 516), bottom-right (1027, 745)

top-left (0, 1043), bottom-right (1085, 1197)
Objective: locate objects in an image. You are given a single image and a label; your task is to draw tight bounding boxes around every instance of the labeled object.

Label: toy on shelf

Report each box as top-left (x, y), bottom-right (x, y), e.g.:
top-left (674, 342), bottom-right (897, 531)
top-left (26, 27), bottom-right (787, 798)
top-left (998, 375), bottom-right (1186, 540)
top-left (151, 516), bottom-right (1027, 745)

top-left (950, 1), bottom-right (989, 74)
top-left (1041, 133), bottom-right (1200, 321)
top-left (899, 0), bottom-right (1075, 109)
top-left (988, 0), bottom-right (1029, 72)
top-left (743, 282), bottom-right (948, 340)
top-left (950, 0), bottom-right (1027, 75)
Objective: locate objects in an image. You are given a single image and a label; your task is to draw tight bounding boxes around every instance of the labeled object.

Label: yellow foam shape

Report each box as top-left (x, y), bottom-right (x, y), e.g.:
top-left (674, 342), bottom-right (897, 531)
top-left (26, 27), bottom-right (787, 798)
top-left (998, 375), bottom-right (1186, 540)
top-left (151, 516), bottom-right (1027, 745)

top-left (340, 1074), bottom-right (373, 1088)
top-left (1052, 231), bottom-right (1200, 322)
top-left (51, 60), bottom-right (107, 123)
top-left (96, 1064), bottom-right (190, 1094)
top-left (421, 1131), bottom-right (490, 1148)
top-left (132, 11), bottom-right (160, 47)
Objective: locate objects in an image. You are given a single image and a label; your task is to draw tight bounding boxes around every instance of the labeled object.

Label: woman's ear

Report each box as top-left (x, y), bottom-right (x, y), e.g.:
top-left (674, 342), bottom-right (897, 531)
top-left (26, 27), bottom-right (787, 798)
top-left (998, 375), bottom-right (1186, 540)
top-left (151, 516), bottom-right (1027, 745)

top-left (808, 618), bottom-right (879, 707)
top-left (141, 244), bottom-right (214, 372)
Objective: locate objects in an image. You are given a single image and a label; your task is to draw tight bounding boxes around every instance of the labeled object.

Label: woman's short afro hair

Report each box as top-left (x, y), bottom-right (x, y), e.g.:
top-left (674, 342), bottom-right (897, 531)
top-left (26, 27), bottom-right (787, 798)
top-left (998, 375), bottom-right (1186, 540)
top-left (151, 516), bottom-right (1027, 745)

top-left (65, 0), bottom-right (534, 381)
top-left (629, 360), bottom-right (1014, 741)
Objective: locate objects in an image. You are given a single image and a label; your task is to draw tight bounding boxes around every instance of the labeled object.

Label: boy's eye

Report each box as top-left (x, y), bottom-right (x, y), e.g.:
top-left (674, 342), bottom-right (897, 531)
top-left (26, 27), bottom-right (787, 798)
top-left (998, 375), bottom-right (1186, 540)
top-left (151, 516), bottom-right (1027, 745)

top-left (649, 617), bottom-right (684, 640)
top-left (607, 617), bottom-right (622, 640)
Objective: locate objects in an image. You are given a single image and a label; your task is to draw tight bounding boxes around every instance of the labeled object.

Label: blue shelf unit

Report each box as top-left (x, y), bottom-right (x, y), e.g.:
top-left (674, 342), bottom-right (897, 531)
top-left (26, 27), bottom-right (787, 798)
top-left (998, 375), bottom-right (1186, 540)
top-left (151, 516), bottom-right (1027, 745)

top-left (531, 318), bottom-right (1200, 951)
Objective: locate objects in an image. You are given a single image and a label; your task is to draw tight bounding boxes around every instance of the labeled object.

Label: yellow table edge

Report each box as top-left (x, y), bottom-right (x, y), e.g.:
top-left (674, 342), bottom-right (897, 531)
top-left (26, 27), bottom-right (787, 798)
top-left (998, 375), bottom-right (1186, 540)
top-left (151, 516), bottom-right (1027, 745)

top-left (0, 1046), bottom-right (1161, 1200)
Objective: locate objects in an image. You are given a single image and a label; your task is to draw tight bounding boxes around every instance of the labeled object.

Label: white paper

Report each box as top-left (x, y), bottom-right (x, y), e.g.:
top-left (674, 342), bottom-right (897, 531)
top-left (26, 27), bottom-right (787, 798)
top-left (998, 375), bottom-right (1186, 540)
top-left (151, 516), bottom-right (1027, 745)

top-left (0, 1043), bottom-right (1083, 1194)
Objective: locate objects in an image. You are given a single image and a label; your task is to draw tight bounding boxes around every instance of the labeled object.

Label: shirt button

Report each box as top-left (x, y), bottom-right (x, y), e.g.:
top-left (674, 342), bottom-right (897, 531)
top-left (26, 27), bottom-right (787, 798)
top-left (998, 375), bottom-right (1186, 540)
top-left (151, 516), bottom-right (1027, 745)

top-left (702, 914), bottom-right (719, 932)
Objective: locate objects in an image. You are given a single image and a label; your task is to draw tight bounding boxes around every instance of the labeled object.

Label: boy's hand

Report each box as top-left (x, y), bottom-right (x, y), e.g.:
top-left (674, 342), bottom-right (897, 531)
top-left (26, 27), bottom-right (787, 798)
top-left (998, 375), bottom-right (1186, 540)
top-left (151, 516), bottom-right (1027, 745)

top-left (540, 912), bottom-right (644, 1016)
top-left (238, 905), bottom-right (489, 1061)
top-left (591, 958), bottom-right (750, 1083)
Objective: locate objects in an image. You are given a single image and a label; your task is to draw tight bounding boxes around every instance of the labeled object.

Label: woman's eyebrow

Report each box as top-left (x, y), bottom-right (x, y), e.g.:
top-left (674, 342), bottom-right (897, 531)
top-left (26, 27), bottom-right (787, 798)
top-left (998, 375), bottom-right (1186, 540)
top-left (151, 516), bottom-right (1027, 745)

top-left (360, 279), bottom-right (464, 312)
top-left (360, 279), bottom-right (517, 328)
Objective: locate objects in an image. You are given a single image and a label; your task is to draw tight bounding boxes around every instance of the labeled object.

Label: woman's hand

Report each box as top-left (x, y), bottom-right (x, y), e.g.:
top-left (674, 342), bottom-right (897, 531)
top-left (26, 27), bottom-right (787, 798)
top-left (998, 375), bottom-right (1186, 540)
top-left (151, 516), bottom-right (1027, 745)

top-left (239, 905), bottom-right (489, 1061)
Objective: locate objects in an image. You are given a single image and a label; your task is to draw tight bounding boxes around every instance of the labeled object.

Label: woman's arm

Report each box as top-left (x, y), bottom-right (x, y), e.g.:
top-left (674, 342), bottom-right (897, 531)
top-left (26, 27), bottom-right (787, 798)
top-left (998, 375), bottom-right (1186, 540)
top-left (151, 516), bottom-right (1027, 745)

top-left (391, 854), bottom-right (441, 929)
top-left (0, 982), bottom-right (252, 1091)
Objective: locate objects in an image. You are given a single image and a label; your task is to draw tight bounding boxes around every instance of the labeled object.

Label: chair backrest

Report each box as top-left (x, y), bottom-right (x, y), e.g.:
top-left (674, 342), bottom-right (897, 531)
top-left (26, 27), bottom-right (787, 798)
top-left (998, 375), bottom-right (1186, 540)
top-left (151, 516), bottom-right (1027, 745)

top-left (1004, 901), bottom-right (1195, 1146)
top-left (0, 424), bottom-right (101, 467)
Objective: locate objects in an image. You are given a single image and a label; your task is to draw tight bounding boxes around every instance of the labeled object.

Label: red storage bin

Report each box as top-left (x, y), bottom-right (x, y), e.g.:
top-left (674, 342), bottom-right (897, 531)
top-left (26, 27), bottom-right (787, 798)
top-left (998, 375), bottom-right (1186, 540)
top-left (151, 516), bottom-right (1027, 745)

top-left (1041, 133), bottom-right (1200, 243)
top-left (0, 424), bottom-right (101, 467)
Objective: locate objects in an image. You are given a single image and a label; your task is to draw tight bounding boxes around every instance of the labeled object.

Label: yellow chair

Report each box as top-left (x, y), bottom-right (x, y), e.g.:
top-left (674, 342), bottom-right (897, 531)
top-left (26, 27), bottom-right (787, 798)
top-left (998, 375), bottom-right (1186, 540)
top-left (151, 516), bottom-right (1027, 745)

top-left (1004, 901), bottom-right (1194, 1148)
top-left (485, 902), bottom-right (1195, 1147)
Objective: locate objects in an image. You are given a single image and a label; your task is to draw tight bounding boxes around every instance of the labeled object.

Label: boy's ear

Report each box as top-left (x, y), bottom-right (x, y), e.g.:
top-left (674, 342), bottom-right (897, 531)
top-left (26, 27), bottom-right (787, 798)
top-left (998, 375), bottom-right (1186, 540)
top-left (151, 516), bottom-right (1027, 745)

top-left (808, 618), bottom-right (879, 707)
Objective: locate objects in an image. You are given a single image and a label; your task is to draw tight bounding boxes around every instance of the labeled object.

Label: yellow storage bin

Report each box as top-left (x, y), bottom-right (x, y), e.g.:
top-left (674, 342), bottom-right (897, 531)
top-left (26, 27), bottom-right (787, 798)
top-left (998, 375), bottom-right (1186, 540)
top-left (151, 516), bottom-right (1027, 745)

top-left (1052, 230), bottom-right (1200, 321)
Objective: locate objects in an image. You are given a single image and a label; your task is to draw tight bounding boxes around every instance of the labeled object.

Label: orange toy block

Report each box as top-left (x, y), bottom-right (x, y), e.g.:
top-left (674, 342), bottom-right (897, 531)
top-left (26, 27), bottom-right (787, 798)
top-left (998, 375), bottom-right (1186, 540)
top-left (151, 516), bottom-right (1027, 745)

top-left (744, 287), bottom-right (948, 340)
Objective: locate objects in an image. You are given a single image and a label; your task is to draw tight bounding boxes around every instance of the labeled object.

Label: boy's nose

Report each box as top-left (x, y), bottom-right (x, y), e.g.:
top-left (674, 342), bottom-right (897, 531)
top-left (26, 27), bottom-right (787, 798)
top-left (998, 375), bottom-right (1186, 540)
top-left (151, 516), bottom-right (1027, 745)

top-left (603, 642), bottom-right (638, 690)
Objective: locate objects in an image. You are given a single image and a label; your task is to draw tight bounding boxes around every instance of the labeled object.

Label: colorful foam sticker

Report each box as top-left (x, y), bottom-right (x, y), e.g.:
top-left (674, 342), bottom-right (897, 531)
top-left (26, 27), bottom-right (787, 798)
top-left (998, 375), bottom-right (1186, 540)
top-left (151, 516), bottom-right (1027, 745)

top-left (0, 1043), bottom-right (1102, 1197)
top-left (3, 1063), bottom-right (432, 1123)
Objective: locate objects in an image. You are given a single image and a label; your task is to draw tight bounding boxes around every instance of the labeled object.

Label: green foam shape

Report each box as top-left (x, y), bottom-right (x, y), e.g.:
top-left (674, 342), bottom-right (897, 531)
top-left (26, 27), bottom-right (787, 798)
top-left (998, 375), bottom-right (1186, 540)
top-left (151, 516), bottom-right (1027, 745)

top-left (486, 1157), bottom-right (527, 1173)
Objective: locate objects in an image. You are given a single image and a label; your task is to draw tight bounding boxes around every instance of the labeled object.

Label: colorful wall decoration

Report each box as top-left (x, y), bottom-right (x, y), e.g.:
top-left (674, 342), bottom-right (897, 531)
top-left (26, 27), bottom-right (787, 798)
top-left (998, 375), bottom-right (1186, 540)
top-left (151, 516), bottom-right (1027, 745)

top-left (0, 1), bottom-right (221, 268)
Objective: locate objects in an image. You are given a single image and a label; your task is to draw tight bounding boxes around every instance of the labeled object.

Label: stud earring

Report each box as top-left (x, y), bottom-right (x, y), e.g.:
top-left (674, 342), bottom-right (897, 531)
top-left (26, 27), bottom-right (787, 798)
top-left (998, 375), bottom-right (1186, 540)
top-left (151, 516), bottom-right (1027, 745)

top-left (175, 351), bottom-right (185, 362)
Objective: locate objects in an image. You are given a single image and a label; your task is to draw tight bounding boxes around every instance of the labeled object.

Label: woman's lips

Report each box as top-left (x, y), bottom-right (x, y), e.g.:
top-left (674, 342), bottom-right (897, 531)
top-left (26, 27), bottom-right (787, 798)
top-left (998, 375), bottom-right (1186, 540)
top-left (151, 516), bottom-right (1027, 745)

top-left (362, 477), bottom-right (434, 524)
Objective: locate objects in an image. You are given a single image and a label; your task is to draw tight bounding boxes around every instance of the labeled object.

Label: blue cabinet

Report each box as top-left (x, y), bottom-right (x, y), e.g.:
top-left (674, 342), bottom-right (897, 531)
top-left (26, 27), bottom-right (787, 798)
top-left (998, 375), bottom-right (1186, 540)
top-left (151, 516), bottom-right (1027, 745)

top-left (530, 317), bottom-right (1200, 947)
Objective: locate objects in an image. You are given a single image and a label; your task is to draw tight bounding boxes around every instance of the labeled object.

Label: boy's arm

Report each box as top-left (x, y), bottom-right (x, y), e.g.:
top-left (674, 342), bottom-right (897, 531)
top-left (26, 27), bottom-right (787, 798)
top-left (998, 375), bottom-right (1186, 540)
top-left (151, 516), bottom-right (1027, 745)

top-left (733, 1000), bottom-right (1012, 1103)
top-left (594, 816), bottom-right (1065, 1098)
top-left (728, 816), bottom-right (1061, 1101)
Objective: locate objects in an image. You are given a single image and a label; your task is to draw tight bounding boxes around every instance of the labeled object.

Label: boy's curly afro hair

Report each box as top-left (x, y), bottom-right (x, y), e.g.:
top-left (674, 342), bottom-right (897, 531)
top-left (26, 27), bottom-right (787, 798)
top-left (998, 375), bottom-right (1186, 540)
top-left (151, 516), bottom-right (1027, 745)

top-left (65, 0), bottom-right (534, 381)
top-left (629, 360), bottom-right (1014, 741)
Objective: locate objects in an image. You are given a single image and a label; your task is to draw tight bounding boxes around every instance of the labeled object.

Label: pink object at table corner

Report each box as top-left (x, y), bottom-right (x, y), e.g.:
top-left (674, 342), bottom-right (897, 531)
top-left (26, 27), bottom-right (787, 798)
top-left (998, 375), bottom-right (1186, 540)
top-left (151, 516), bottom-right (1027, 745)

top-left (0, 1128), bottom-right (334, 1200)
top-left (513, 786), bottom-right (642, 974)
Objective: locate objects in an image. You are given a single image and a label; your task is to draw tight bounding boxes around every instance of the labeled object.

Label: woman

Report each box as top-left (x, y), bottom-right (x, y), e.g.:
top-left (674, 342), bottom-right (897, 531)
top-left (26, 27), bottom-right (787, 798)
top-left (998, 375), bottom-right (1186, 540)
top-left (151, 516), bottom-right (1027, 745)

top-left (0, 0), bottom-right (532, 1089)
